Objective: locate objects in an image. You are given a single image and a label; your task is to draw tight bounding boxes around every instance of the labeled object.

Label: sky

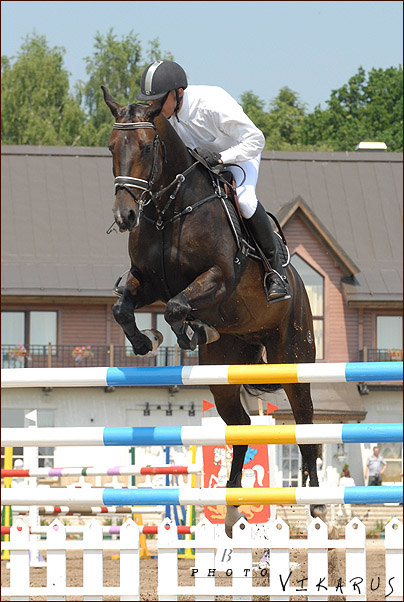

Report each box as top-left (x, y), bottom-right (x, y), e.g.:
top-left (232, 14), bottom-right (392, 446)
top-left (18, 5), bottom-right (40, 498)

top-left (1, 1), bottom-right (403, 112)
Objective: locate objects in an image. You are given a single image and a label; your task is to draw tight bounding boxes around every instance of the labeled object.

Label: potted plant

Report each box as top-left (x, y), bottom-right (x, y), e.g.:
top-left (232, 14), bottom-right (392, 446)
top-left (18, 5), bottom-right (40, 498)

top-left (72, 345), bottom-right (94, 362)
top-left (8, 344), bottom-right (27, 359)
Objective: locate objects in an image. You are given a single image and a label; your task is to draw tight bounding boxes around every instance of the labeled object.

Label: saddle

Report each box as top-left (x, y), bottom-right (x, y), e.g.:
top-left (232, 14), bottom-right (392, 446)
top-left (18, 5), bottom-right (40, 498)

top-left (189, 148), bottom-right (290, 273)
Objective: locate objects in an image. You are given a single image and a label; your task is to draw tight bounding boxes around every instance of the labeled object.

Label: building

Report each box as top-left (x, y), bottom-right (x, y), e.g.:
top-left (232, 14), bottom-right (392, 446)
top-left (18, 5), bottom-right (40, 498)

top-left (1, 144), bottom-right (402, 487)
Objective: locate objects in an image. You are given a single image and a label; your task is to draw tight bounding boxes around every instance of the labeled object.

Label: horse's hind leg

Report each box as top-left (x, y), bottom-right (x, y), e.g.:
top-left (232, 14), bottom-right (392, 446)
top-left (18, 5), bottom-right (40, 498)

top-left (200, 335), bottom-right (263, 537)
top-left (283, 382), bottom-right (326, 522)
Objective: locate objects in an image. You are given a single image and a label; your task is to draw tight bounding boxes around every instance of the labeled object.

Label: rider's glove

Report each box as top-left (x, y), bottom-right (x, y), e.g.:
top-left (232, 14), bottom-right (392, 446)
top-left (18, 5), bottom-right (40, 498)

top-left (194, 147), bottom-right (222, 168)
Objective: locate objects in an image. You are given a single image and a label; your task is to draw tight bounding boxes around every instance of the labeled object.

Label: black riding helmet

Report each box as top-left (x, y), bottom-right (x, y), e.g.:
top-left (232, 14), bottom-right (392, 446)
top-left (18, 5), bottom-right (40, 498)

top-left (136, 60), bottom-right (188, 101)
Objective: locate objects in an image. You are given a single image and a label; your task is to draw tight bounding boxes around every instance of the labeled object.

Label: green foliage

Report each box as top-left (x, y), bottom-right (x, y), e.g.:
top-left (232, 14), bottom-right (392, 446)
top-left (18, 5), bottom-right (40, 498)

top-left (75, 29), bottom-right (173, 146)
top-left (1, 32), bottom-right (402, 152)
top-left (1, 33), bottom-right (85, 145)
top-left (301, 66), bottom-right (403, 151)
top-left (241, 67), bottom-right (402, 152)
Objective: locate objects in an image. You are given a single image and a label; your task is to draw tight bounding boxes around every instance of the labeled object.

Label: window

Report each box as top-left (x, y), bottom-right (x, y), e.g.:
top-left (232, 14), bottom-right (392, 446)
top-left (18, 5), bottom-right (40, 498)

top-left (29, 312), bottom-right (57, 353)
top-left (377, 442), bottom-right (403, 482)
top-left (377, 316), bottom-right (402, 358)
top-left (1, 409), bottom-right (55, 469)
top-left (281, 445), bottom-right (301, 487)
top-left (291, 255), bottom-right (324, 360)
top-left (1, 311), bottom-right (57, 366)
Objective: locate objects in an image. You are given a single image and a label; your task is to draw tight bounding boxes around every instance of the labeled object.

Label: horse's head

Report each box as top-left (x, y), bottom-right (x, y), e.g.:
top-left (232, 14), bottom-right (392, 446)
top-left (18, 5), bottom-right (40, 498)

top-left (102, 86), bottom-right (165, 232)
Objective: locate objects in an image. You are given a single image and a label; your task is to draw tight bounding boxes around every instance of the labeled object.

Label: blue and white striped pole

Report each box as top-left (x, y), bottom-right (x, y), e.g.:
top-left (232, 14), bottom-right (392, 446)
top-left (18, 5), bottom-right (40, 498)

top-left (2, 486), bottom-right (402, 507)
top-left (1, 362), bottom-right (402, 388)
top-left (2, 423), bottom-right (402, 447)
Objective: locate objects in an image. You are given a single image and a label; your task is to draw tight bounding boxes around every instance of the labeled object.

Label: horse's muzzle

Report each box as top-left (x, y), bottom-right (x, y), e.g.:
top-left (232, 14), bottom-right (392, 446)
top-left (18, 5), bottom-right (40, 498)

top-left (113, 208), bottom-right (139, 232)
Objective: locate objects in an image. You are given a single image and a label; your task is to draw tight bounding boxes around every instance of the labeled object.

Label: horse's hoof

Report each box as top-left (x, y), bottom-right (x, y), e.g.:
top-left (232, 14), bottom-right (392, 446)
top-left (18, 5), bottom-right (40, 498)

top-left (172, 321), bottom-right (198, 351)
top-left (310, 503), bottom-right (327, 521)
top-left (191, 320), bottom-right (220, 345)
top-left (130, 334), bottom-right (153, 356)
top-left (112, 285), bottom-right (125, 297)
top-left (225, 507), bottom-right (247, 538)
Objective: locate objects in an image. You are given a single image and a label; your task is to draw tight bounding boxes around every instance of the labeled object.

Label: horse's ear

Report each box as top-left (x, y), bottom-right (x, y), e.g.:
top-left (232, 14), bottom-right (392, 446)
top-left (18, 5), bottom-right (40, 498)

top-left (145, 96), bottom-right (166, 121)
top-left (101, 86), bottom-right (121, 118)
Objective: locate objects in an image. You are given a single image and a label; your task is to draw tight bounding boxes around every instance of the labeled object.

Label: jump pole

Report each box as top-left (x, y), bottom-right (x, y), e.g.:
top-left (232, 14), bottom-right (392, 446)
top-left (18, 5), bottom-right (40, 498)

top-left (3, 486), bottom-right (402, 506)
top-left (2, 361), bottom-right (402, 388)
top-left (2, 422), bottom-right (402, 447)
top-left (1, 464), bottom-right (201, 478)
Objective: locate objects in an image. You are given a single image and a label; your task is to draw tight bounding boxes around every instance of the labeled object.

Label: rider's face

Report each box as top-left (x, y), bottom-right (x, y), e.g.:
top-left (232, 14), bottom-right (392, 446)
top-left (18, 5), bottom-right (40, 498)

top-left (151, 89), bottom-right (183, 119)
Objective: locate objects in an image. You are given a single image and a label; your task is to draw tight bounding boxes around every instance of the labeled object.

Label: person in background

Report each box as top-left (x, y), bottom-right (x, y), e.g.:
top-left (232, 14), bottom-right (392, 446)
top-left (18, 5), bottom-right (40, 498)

top-left (365, 446), bottom-right (387, 486)
top-left (337, 465), bottom-right (355, 520)
top-left (339, 465), bottom-right (355, 487)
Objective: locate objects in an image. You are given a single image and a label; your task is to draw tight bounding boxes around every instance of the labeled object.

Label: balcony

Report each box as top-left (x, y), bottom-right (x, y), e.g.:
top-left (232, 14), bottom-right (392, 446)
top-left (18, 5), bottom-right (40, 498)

top-left (1, 344), bottom-right (199, 369)
top-left (359, 347), bottom-right (403, 362)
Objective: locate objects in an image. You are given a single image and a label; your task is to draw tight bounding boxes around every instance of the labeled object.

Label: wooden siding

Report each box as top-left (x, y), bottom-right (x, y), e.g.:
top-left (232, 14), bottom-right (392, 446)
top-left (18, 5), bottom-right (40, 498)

top-left (2, 215), bottom-right (400, 360)
top-left (284, 213), bottom-right (359, 362)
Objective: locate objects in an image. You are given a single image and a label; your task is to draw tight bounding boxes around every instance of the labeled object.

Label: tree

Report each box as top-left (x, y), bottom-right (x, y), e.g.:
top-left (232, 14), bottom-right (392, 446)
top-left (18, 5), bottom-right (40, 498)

top-left (1, 33), bottom-right (85, 145)
top-left (76, 29), bottom-right (173, 146)
top-left (301, 66), bottom-right (403, 151)
top-left (265, 87), bottom-right (308, 150)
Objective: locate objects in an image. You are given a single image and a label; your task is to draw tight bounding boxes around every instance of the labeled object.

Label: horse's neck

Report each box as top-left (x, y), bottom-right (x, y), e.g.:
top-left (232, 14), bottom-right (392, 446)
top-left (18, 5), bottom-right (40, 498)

top-left (157, 115), bottom-right (193, 172)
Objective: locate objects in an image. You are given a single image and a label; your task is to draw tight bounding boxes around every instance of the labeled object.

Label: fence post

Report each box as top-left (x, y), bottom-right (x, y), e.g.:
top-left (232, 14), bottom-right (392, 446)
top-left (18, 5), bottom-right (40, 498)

top-left (307, 518), bottom-right (329, 601)
top-left (48, 343), bottom-right (52, 368)
top-left (158, 519), bottom-right (179, 601)
top-left (385, 518), bottom-right (403, 601)
top-left (109, 344), bottom-right (114, 367)
top-left (47, 519), bottom-right (67, 601)
top-left (10, 518), bottom-right (30, 599)
top-left (120, 518), bottom-right (140, 601)
top-left (267, 517), bottom-right (291, 598)
top-left (345, 517), bottom-right (366, 601)
top-left (194, 518), bottom-right (216, 600)
top-left (83, 520), bottom-right (103, 601)
top-left (232, 516), bottom-right (253, 599)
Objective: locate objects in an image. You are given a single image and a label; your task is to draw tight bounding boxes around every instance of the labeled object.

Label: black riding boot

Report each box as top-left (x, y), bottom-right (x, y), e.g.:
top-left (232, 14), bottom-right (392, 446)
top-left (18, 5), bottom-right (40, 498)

top-left (246, 202), bottom-right (291, 302)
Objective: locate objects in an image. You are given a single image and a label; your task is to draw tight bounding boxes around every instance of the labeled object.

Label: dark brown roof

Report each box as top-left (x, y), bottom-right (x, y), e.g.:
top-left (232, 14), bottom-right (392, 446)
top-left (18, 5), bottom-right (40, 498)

top-left (2, 145), bottom-right (402, 303)
top-left (257, 150), bottom-right (403, 305)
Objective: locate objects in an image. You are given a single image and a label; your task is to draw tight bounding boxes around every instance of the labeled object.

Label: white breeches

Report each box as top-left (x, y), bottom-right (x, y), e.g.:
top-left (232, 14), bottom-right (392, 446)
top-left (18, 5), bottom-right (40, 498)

top-left (228, 155), bottom-right (260, 219)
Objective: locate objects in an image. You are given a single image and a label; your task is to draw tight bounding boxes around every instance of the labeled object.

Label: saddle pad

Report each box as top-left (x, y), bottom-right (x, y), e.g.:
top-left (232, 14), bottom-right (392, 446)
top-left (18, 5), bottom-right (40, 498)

top-left (221, 197), bottom-right (290, 268)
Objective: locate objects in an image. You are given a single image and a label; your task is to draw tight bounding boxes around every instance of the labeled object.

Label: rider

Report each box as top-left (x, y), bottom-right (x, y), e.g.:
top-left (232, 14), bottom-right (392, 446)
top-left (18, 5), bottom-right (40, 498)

top-left (136, 59), bottom-right (290, 302)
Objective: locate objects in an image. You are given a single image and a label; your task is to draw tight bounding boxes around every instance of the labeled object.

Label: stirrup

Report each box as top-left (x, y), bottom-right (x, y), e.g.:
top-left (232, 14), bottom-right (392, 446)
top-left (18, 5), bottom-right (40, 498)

top-left (263, 270), bottom-right (291, 304)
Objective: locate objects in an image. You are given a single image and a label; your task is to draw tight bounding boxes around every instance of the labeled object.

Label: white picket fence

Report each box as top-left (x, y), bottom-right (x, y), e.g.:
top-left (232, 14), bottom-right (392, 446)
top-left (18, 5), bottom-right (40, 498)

top-left (2, 516), bottom-right (403, 601)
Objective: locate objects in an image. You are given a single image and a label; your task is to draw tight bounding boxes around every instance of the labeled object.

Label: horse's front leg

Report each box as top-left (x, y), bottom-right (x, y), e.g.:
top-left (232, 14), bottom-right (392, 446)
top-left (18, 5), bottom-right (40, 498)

top-left (164, 266), bottom-right (225, 350)
top-left (112, 273), bottom-right (162, 356)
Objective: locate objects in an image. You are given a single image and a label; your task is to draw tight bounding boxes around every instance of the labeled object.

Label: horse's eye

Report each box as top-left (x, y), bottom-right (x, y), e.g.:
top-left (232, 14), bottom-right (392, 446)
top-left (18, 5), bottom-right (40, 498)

top-left (141, 143), bottom-right (153, 155)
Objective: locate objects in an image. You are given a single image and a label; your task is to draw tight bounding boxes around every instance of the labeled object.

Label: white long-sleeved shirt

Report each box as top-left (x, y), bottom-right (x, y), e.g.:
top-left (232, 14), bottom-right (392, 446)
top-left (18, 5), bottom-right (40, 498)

top-left (169, 85), bottom-right (265, 165)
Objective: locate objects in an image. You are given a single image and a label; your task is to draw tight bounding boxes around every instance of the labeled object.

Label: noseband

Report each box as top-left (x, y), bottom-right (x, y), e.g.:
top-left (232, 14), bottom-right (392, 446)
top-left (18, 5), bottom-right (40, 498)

top-left (112, 121), bottom-right (161, 205)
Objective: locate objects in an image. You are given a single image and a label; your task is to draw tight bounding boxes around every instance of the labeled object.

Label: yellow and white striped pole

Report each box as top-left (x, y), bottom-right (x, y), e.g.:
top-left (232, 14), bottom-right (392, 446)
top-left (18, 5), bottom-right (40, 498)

top-left (1, 447), bottom-right (13, 560)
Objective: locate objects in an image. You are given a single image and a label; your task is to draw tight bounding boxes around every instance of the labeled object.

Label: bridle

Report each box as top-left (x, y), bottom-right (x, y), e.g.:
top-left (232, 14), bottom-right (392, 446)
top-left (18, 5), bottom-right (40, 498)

top-left (112, 121), bottom-right (161, 206)
top-left (111, 120), bottom-right (201, 211)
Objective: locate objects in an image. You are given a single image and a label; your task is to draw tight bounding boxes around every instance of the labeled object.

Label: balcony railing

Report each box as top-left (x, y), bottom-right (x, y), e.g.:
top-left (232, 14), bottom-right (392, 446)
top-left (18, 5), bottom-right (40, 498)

top-left (2, 345), bottom-right (402, 369)
top-left (1, 344), bottom-right (199, 369)
top-left (359, 347), bottom-right (403, 362)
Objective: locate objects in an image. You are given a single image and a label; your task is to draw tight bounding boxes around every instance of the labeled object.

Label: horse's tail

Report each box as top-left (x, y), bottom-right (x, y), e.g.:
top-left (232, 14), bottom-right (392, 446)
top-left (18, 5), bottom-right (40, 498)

top-left (242, 358), bottom-right (282, 395)
top-left (243, 382), bottom-right (282, 395)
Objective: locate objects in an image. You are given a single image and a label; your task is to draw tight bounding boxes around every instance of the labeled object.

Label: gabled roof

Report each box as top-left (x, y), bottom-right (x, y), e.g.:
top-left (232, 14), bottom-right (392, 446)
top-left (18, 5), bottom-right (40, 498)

top-left (257, 150), bottom-right (403, 306)
top-left (1, 145), bottom-right (402, 305)
top-left (277, 195), bottom-right (359, 277)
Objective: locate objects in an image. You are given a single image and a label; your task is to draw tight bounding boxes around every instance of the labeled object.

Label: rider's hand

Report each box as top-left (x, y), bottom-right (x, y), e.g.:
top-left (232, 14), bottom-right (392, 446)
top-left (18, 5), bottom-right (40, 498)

top-left (194, 147), bottom-right (222, 168)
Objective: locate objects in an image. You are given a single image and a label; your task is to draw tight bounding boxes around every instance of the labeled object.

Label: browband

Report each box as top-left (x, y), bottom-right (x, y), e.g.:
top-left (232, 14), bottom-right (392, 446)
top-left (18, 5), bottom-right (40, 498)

top-left (113, 122), bottom-right (156, 130)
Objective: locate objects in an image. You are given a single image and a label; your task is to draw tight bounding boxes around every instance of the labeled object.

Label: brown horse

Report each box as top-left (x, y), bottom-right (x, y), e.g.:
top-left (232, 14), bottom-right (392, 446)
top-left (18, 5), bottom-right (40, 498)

top-left (102, 87), bottom-right (325, 535)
